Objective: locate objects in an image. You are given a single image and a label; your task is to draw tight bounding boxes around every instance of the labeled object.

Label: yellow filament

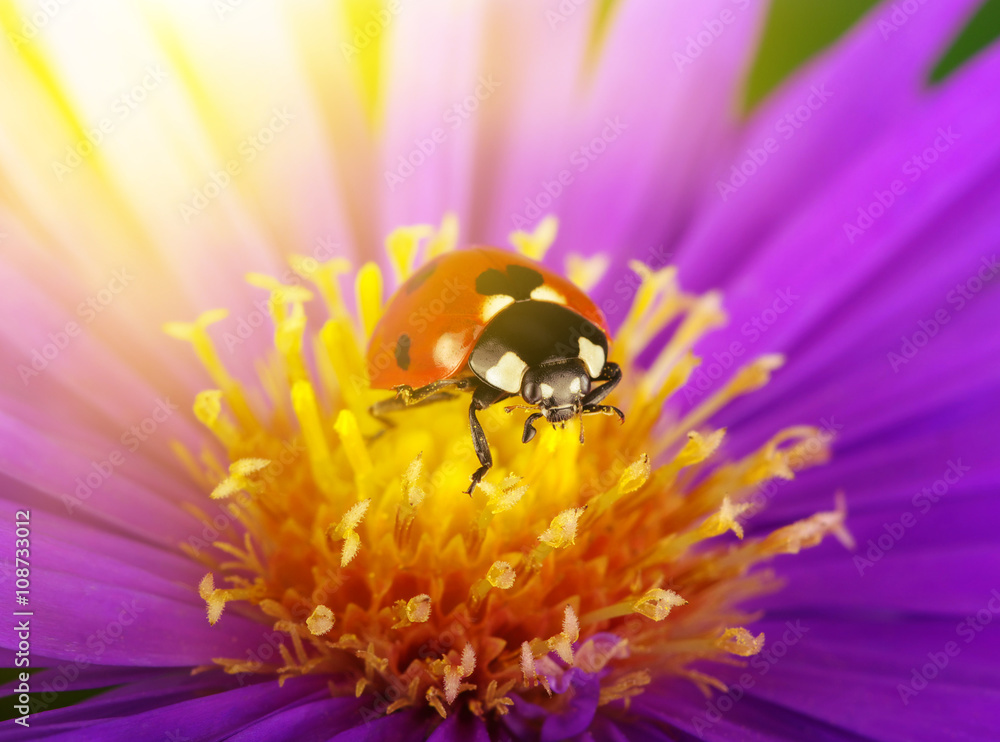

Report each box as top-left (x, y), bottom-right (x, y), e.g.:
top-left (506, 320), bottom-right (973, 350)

top-left (168, 216), bottom-right (849, 721)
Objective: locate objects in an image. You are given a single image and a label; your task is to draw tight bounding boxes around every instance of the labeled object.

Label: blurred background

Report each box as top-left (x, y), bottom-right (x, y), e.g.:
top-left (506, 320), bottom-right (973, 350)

top-left (746, 0), bottom-right (998, 108)
top-left (1, 0), bottom-right (998, 719)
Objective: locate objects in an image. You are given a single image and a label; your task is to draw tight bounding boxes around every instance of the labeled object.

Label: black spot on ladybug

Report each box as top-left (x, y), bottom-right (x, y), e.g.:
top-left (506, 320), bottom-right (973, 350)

top-left (475, 264), bottom-right (544, 301)
top-left (395, 334), bottom-right (411, 370)
top-left (405, 262), bottom-right (437, 294)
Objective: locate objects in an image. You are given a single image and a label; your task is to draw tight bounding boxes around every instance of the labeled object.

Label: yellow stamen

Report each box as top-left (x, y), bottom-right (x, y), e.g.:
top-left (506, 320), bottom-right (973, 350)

top-left (392, 594), bottom-right (432, 628)
top-left (717, 627), bottom-right (765, 657)
top-left (538, 506), bottom-right (586, 548)
top-left (163, 310), bottom-right (255, 427)
top-left (426, 213), bottom-right (459, 258)
top-left (565, 253), bottom-right (610, 291)
top-left (510, 215), bottom-right (558, 261)
top-left (210, 458), bottom-right (270, 500)
top-left (291, 256), bottom-right (353, 323)
top-left (355, 262), bottom-right (382, 338)
top-left (169, 216), bottom-right (850, 722)
top-left (520, 641), bottom-right (537, 686)
top-left (329, 499), bottom-right (370, 567)
top-left (386, 225), bottom-right (433, 283)
top-left (546, 606), bottom-right (580, 665)
top-left (599, 671), bottom-right (651, 708)
top-left (306, 605), bottom-right (335, 636)
top-left (443, 643), bottom-right (477, 704)
top-left (487, 561), bottom-right (515, 589)
top-left (633, 588), bottom-right (688, 622)
top-left (333, 409), bottom-right (372, 484)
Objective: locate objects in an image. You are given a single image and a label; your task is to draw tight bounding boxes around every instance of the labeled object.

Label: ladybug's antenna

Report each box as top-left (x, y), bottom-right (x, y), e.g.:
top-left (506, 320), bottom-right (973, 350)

top-left (521, 412), bottom-right (544, 443)
top-left (503, 404), bottom-right (537, 413)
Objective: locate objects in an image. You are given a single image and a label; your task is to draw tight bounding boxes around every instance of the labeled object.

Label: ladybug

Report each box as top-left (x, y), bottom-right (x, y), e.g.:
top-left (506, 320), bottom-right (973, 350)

top-left (367, 247), bottom-right (623, 494)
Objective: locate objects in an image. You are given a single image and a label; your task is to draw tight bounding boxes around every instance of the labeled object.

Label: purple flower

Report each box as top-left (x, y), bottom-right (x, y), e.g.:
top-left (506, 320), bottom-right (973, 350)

top-left (2, 1), bottom-right (999, 740)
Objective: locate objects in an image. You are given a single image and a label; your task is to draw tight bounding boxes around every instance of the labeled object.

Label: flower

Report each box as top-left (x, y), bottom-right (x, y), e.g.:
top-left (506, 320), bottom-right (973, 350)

top-left (169, 215), bottom-right (851, 734)
top-left (2, 1), bottom-right (999, 741)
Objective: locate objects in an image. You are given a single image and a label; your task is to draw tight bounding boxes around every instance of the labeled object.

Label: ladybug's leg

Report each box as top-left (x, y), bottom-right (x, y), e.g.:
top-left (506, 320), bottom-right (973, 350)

top-left (581, 405), bottom-right (625, 424)
top-left (578, 363), bottom-right (624, 440)
top-left (465, 382), bottom-right (509, 495)
top-left (393, 378), bottom-right (472, 405)
top-left (581, 362), bottom-right (622, 407)
top-left (368, 378), bottom-right (470, 429)
top-left (520, 412), bottom-right (545, 443)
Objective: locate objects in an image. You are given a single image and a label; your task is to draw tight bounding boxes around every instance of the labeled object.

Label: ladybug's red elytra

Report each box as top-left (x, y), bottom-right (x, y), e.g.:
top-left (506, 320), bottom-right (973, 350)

top-left (367, 247), bottom-right (623, 494)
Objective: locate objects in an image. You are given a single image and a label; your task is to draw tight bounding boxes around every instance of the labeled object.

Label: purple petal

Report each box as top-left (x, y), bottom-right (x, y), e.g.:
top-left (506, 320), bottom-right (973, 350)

top-left (627, 677), bottom-right (885, 742)
top-left (545, 0), bottom-right (765, 264)
top-left (676, 40), bottom-right (1000, 438)
top-left (541, 669), bottom-right (600, 741)
top-left (759, 500), bottom-right (1000, 617)
top-left (224, 693), bottom-right (426, 742)
top-left (617, 614), bottom-right (1000, 740)
top-left (427, 712), bottom-right (492, 742)
top-left (324, 707), bottom-right (432, 741)
top-left (0, 411), bottom-right (206, 548)
top-left (501, 667), bottom-right (601, 742)
top-left (488, 0), bottom-right (766, 262)
top-left (0, 512), bottom-right (269, 666)
top-left (0, 664), bottom-right (164, 697)
top-left (8, 669), bottom-right (245, 732)
top-left (737, 615), bottom-right (1000, 741)
top-left (1, 675), bottom-right (328, 742)
top-left (671, 0), bottom-right (983, 294)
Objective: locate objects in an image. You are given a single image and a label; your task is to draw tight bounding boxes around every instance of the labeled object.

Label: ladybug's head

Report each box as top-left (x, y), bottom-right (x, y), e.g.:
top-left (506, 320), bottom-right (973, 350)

top-left (519, 359), bottom-right (592, 438)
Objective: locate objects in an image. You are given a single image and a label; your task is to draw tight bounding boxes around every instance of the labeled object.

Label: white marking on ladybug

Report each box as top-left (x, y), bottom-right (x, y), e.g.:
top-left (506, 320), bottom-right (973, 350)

top-left (485, 351), bottom-right (528, 393)
top-left (433, 331), bottom-right (467, 371)
top-left (569, 377), bottom-right (581, 394)
top-left (481, 294), bottom-right (515, 321)
top-left (540, 383), bottom-right (555, 399)
top-left (529, 285), bottom-right (566, 304)
top-left (578, 337), bottom-right (605, 378)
